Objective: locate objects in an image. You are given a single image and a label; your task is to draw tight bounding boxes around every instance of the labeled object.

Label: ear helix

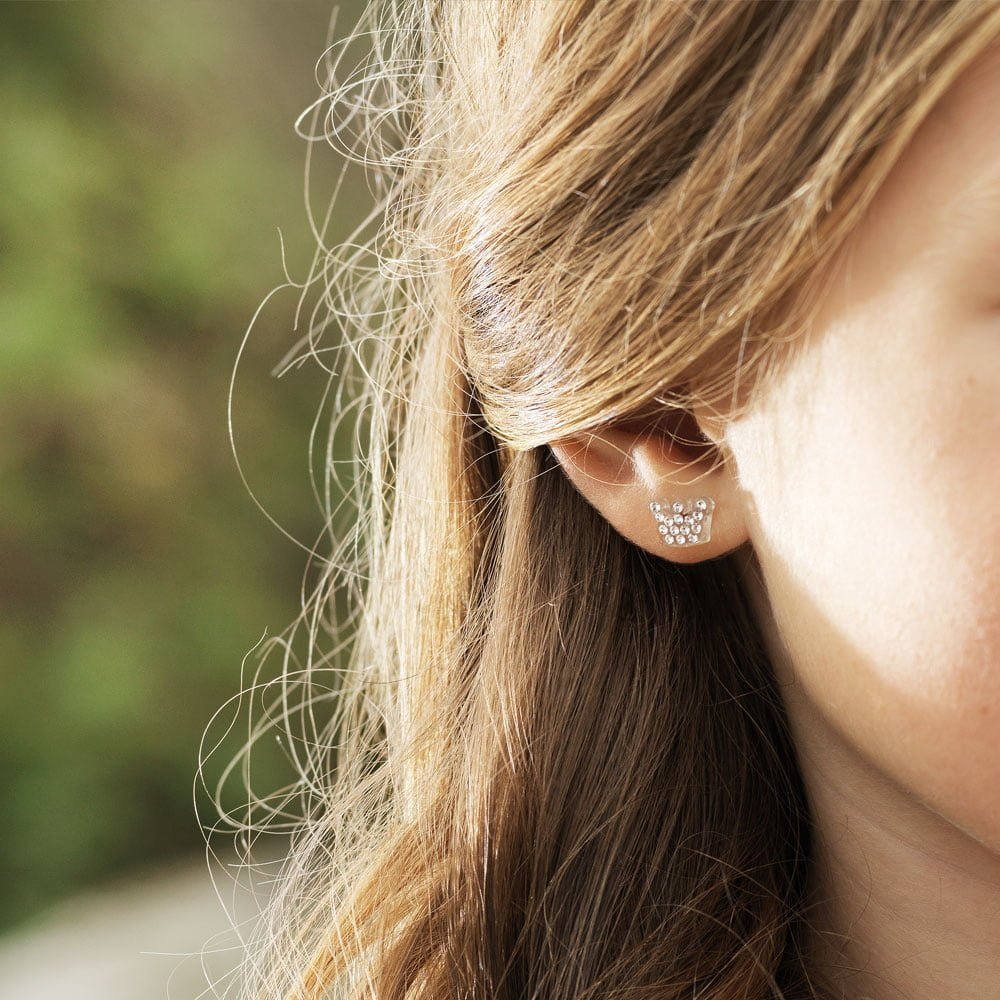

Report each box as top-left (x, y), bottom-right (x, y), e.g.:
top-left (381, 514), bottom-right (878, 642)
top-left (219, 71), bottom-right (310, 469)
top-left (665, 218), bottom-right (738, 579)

top-left (648, 497), bottom-right (715, 547)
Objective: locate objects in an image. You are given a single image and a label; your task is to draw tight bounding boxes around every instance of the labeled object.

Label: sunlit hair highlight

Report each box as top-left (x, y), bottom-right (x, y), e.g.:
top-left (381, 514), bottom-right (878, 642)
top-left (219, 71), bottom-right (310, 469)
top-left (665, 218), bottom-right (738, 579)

top-left (198, 2), bottom-right (1000, 998)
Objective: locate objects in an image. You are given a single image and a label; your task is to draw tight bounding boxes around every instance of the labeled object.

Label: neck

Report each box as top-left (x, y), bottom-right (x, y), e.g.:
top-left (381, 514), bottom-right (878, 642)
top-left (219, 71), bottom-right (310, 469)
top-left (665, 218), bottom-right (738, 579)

top-left (737, 551), bottom-right (1000, 1000)
top-left (794, 686), bottom-right (1000, 1000)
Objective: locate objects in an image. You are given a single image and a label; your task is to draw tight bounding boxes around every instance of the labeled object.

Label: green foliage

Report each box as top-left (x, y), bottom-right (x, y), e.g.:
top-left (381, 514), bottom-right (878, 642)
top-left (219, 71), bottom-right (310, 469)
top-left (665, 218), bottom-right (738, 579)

top-left (0, 0), bottom-right (358, 932)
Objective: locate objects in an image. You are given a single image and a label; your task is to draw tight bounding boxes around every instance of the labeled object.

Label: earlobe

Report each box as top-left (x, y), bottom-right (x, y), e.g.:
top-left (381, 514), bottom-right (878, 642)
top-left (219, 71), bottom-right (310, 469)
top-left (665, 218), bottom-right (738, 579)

top-left (549, 419), bottom-right (749, 562)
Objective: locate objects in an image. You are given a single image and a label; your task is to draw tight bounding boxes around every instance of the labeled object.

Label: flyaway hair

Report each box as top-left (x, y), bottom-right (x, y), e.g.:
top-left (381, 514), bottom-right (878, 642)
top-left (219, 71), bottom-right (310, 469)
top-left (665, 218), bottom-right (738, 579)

top-left (201, 2), bottom-right (1000, 997)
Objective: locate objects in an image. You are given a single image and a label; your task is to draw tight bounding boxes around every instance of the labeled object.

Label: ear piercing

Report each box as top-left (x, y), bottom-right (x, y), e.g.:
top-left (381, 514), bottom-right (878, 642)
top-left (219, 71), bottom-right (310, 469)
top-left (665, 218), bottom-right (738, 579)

top-left (648, 497), bottom-right (715, 547)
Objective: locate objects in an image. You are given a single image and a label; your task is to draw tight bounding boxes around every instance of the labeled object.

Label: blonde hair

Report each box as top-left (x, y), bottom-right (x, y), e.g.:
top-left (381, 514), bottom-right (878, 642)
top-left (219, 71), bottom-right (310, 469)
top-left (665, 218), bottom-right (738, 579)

top-left (206, 2), bottom-right (1000, 997)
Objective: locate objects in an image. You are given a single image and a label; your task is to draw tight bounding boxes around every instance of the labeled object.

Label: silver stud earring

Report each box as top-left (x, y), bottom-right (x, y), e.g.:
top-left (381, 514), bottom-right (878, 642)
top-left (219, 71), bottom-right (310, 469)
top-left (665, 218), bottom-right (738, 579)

top-left (648, 496), bottom-right (715, 547)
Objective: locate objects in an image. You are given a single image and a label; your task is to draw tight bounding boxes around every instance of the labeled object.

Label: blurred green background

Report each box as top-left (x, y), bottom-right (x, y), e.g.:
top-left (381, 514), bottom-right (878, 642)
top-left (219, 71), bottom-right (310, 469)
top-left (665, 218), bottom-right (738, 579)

top-left (0, 0), bottom-right (363, 939)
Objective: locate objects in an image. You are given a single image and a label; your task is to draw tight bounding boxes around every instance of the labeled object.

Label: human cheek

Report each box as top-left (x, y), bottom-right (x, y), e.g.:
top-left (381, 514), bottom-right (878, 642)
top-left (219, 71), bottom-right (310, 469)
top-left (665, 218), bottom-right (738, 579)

top-left (731, 316), bottom-right (1000, 845)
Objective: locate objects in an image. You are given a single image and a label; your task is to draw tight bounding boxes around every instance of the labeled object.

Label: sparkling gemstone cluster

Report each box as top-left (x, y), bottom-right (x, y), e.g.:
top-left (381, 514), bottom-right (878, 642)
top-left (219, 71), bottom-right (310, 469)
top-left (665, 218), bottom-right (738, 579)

top-left (648, 496), bottom-right (714, 546)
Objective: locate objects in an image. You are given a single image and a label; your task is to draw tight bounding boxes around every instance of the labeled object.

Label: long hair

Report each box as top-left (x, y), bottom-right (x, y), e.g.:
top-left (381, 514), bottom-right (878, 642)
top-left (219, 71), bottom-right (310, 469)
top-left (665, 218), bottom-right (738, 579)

top-left (206, 2), bottom-right (1000, 997)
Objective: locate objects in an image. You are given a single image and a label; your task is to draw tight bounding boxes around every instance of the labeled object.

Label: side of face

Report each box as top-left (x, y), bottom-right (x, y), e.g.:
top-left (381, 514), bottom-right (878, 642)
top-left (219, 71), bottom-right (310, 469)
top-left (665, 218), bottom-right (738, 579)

top-left (550, 41), bottom-right (1000, 852)
top-left (726, 41), bottom-right (1000, 849)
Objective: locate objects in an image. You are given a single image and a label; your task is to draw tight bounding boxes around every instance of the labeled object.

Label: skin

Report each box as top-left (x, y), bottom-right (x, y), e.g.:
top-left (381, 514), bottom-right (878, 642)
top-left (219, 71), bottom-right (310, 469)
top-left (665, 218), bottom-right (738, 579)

top-left (550, 41), bottom-right (1000, 999)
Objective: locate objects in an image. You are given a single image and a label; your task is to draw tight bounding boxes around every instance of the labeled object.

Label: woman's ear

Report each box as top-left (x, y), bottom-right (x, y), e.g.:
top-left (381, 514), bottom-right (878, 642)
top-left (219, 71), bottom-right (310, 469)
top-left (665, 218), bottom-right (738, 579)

top-left (548, 406), bottom-right (749, 562)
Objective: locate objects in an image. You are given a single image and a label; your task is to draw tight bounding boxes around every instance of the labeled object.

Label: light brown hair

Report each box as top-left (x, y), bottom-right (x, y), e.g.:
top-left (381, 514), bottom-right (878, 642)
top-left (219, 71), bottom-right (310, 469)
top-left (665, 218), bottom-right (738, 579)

top-left (211, 2), bottom-right (1000, 996)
